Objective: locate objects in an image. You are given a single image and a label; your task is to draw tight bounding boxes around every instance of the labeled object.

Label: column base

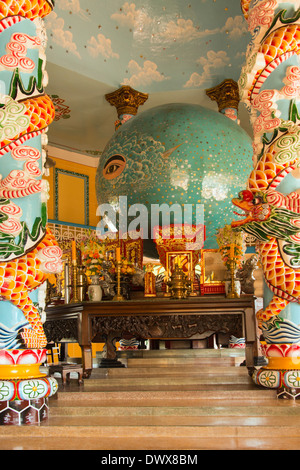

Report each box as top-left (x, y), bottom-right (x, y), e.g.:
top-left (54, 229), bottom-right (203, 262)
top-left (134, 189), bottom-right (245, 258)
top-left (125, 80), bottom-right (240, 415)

top-left (0, 375), bottom-right (58, 424)
top-left (253, 367), bottom-right (300, 399)
top-left (98, 358), bottom-right (126, 368)
top-left (0, 397), bottom-right (49, 425)
top-left (277, 387), bottom-right (300, 399)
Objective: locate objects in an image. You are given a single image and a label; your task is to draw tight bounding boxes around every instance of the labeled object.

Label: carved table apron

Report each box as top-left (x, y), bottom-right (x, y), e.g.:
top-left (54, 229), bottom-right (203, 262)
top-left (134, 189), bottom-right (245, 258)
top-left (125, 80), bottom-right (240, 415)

top-left (45, 296), bottom-right (258, 377)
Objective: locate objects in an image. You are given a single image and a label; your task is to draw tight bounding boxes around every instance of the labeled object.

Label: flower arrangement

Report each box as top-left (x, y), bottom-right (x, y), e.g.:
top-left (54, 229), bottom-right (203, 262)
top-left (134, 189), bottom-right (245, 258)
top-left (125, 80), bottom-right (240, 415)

top-left (108, 257), bottom-right (136, 277)
top-left (80, 235), bottom-right (106, 279)
top-left (216, 224), bottom-right (246, 271)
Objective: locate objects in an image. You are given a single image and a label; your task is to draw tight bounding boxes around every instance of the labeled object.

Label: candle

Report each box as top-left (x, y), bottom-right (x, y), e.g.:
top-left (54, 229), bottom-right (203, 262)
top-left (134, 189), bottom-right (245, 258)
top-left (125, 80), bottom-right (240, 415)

top-left (230, 244), bottom-right (234, 258)
top-left (64, 262), bottom-right (70, 304)
top-left (116, 247), bottom-right (121, 262)
top-left (72, 240), bottom-right (76, 262)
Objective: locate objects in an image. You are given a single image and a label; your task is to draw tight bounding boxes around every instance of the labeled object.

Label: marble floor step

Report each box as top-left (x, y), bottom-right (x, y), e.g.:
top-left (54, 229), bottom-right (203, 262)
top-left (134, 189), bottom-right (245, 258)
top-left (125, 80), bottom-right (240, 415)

top-left (48, 399), bottom-right (300, 418)
top-left (117, 348), bottom-right (246, 358)
top-left (0, 421), bottom-right (299, 451)
top-left (82, 375), bottom-right (253, 389)
top-left (51, 376), bottom-right (254, 392)
top-left (125, 357), bottom-right (244, 367)
top-left (93, 366), bottom-right (249, 378)
top-left (1, 433), bottom-right (298, 450)
top-left (44, 414), bottom-right (300, 427)
top-left (1, 435), bottom-right (299, 450)
top-left (51, 388), bottom-right (277, 402)
top-left (80, 384), bottom-right (252, 392)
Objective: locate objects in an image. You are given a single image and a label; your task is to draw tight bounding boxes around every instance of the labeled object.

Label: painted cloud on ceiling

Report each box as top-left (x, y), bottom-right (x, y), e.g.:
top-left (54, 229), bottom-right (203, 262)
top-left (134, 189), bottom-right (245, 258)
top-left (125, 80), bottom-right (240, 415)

top-left (122, 59), bottom-right (169, 88)
top-left (44, 0), bottom-right (250, 91)
top-left (46, 12), bottom-right (81, 59)
top-left (87, 34), bottom-right (120, 60)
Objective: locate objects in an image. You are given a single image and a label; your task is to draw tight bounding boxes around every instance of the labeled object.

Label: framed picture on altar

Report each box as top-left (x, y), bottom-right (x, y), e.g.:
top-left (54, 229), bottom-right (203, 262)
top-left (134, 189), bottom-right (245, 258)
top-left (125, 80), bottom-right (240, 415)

top-left (105, 237), bottom-right (123, 261)
top-left (200, 249), bottom-right (225, 294)
top-left (104, 233), bottom-right (143, 267)
top-left (123, 237), bottom-right (143, 268)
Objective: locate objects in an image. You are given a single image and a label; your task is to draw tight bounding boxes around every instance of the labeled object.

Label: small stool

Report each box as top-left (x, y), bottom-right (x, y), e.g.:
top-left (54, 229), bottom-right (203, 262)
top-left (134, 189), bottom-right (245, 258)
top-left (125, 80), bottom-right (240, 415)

top-left (48, 362), bottom-right (84, 386)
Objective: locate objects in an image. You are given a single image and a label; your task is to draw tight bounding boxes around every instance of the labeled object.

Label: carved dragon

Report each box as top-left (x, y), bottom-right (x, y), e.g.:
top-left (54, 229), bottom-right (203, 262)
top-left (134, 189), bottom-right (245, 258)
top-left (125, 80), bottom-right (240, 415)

top-left (232, 125), bottom-right (300, 328)
top-left (0, 0), bottom-right (61, 349)
top-left (233, 0), bottom-right (300, 334)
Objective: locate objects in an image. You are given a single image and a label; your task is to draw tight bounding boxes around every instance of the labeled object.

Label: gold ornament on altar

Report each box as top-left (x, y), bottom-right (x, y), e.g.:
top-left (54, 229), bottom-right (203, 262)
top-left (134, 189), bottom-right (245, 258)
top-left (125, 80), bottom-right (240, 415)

top-left (112, 247), bottom-right (125, 301)
top-left (216, 225), bottom-right (246, 298)
top-left (167, 262), bottom-right (191, 299)
top-left (153, 224), bottom-right (205, 296)
top-left (227, 258), bottom-right (240, 298)
top-left (70, 240), bottom-right (80, 303)
top-left (144, 264), bottom-right (156, 297)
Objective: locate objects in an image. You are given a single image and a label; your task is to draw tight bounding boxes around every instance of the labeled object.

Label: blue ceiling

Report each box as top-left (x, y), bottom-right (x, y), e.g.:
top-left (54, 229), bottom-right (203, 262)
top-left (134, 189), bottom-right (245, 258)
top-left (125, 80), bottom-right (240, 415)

top-left (44, 0), bottom-right (252, 156)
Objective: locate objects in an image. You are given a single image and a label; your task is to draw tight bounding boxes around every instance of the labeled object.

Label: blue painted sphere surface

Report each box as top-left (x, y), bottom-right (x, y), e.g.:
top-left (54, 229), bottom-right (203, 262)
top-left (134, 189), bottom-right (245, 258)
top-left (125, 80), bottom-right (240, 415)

top-left (96, 103), bottom-right (253, 257)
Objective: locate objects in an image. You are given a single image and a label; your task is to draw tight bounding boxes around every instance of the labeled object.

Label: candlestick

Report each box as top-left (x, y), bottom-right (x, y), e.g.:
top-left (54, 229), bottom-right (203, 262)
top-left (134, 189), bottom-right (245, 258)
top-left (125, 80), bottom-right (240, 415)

top-left (70, 258), bottom-right (80, 303)
top-left (226, 259), bottom-right (240, 299)
top-left (64, 261), bottom-right (70, 304)
top-left (116, 247), bottom-right (121, 262)
top-left (230, 243), bottom-right (234, 258)
top-left (113, 261), bottom-right (125, 301)
top-left (77, 265), bottom-right (86, 302)
top-left (164, 271), bottom-right (171, 297)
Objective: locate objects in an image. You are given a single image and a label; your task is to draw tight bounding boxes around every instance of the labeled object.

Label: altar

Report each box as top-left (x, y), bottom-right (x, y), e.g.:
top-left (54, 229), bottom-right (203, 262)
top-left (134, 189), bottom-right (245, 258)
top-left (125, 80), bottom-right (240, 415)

top-left (44, 295), bottom-right (259, 378)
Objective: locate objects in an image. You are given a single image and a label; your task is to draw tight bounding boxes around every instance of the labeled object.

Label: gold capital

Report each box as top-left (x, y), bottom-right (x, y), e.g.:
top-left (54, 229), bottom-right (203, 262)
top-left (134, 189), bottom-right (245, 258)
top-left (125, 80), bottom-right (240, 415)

top-left (206, 79), bottom-right (240, 112)
top-left (105, 86), bottom-right (148, 117)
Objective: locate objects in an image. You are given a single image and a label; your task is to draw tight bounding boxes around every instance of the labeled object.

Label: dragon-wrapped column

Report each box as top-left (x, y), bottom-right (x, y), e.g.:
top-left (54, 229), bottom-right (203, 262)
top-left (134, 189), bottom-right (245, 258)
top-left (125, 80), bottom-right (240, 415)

top-left (233, 0), bottom-right (300, 398)
top-left (0, 0), bottom-right (62, 424)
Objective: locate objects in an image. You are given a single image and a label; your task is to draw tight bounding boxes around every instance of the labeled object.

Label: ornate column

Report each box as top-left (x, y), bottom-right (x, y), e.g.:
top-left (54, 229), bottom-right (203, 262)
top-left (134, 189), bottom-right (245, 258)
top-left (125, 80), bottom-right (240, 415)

top-left (105, 85), bottom-right (148, 130)
top-left (0, 0), bottom-right (62, 424)
top-left (103, 85), bottom-right (148, 359)
top-left (232, 0), bottom-right (300, 398)
top-left (104, 84), bottom-right (148, 244)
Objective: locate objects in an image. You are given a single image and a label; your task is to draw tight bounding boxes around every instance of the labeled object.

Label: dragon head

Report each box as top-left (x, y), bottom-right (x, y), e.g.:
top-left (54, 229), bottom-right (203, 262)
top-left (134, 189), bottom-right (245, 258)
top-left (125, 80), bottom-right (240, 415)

top-left (231, 189), bottom-right (300, 243)
top-left (232, 190), bottom-right (271, 227)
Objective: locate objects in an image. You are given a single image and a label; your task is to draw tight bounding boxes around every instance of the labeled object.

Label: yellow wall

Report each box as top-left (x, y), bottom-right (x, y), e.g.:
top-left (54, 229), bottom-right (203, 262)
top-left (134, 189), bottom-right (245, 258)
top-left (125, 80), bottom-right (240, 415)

top-left (68, 343), bottom-right (105, 358)
top-left (67, 343), bottom-right (120, 358)
top-left (45, 156), bottom-right (99, 228)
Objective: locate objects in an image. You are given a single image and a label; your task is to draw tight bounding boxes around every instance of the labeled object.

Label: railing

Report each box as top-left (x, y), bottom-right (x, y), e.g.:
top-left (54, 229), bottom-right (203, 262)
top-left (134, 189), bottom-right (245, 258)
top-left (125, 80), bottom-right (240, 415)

top-left (47, 220), bottom-right (97, 243)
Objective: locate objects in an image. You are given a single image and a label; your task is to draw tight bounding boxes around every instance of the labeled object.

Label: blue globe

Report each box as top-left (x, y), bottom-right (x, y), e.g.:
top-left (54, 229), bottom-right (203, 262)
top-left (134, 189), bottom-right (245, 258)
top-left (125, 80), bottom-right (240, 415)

top-left (96, 103), bottom-right (253, 258)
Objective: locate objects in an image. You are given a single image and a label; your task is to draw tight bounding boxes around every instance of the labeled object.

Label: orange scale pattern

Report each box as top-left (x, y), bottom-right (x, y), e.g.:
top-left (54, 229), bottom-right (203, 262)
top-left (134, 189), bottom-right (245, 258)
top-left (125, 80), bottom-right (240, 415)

top-left (0, 229), bottom-right (59, 348)
top-left (0, 0), bottom-right (53, 20)
top-left (0, 95), bottom-right (55, 151)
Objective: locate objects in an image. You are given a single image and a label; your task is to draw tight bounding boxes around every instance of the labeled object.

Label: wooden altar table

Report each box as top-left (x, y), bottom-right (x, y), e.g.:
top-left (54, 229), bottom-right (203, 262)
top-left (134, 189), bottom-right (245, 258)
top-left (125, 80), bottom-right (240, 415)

top-left (44, 296), bottom-right (259, 378)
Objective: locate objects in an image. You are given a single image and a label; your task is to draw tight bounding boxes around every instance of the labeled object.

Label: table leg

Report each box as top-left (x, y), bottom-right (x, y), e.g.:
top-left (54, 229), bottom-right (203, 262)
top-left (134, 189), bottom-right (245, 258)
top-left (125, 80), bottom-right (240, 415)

top-left (80, 345), bottom-right (93, 378)
top-left (99, 333), bottom-right (125, 368)
top-left (244, 306), bottom-right (261, 373)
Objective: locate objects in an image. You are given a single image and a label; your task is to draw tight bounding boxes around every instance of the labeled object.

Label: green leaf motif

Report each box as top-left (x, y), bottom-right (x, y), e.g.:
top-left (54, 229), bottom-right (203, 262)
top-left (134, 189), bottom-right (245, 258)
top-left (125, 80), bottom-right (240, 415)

top-left (0, 217), bottom-right (46, 260)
